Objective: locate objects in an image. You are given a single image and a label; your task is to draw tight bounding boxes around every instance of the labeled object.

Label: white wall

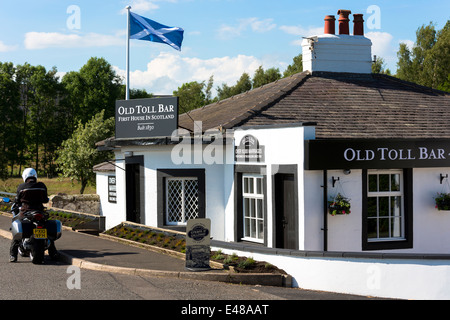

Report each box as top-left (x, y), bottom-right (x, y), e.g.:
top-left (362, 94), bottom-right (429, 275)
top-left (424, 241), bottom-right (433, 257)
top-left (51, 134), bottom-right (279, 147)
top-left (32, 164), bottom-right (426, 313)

top-left (411, 168), bottom-right (450, 253)
top-left (302, 34), bottom-right (372, 74)
top-left (212, 245), bottom-right (450, 300)
top-left (303, 169), bottom-right (363, 252)
top-left (101, 143), bottom-right (233, 241)
top-left (96, 158), bottom-right (127, 230)
top-left (303, 167), bottom-right (450, 254)
top-left (233, 125), bottom-right (308, 248)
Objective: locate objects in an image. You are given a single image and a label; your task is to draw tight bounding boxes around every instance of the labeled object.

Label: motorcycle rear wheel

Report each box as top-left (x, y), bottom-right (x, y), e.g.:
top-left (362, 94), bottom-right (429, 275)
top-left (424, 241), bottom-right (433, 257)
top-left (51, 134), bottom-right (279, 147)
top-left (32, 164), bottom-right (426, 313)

top-left (30, 240), bottom-right (45, 264)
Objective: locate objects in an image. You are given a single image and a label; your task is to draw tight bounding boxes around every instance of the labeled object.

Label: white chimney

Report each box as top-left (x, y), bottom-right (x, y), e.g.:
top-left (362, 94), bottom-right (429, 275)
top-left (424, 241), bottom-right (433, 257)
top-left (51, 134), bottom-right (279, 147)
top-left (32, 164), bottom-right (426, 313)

top-left (302, 10), bottom-right (372, 74)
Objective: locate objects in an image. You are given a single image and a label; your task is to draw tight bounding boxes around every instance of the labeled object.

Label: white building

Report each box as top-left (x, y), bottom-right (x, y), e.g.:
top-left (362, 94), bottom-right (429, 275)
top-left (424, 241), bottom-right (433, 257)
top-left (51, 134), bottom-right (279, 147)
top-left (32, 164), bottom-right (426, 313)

top-left (95, 10), bottom-right (450, 299)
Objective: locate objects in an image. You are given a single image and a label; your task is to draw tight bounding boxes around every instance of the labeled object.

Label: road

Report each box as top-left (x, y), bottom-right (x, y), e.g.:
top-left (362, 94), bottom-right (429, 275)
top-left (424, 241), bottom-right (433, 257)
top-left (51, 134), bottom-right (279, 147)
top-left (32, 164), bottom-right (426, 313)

top-left (0, 235), bottom-right (380, 303)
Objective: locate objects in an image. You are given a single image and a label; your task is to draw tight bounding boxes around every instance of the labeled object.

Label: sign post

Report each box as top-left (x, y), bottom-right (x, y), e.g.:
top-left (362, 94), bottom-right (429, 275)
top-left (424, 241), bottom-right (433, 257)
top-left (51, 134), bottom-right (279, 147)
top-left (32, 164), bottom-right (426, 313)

top-left (185, 218), bottom-right (211, 271)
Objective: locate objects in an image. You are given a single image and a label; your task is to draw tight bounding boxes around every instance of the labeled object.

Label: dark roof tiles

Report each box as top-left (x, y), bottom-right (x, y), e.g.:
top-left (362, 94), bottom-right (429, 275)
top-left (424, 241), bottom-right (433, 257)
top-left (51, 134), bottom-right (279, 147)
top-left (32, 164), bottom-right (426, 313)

top-left (178, 71), bottom-right (450, 139)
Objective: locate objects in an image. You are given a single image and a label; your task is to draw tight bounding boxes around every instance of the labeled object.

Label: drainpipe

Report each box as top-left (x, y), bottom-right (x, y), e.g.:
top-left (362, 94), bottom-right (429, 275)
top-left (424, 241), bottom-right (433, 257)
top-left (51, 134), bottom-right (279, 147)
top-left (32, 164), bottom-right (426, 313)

top-left (322, 170), bottom-right (328, 251)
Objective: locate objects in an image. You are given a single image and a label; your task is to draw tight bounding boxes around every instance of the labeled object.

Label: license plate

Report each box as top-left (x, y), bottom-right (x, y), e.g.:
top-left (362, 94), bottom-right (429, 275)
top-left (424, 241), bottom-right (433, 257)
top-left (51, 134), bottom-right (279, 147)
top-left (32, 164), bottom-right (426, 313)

top-left (33, 229), bottom-right (47, 239)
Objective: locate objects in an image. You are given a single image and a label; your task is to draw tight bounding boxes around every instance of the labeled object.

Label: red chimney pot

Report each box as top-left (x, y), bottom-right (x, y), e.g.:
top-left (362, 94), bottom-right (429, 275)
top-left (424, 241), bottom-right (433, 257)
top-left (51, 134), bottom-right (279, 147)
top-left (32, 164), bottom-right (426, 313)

top-left (337, 9), bottom-right (351, 35)
top-left (353, 14), bottom-right (364, 35)
top-left (324, 15), bottom-right (336, 35)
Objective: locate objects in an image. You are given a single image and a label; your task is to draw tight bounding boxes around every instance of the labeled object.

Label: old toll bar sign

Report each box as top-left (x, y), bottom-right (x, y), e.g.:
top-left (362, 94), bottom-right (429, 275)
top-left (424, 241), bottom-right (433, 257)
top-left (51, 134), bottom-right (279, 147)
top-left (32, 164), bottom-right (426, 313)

top-left (115, 97), bottom-right (178, 139)
top-left (305, 139), bottom-right (450, 170)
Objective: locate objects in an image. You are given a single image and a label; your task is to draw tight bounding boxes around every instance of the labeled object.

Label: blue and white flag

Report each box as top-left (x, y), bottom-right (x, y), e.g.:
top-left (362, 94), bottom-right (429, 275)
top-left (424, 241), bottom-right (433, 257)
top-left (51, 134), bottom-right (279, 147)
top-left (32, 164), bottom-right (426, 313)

top-left (129, 12), bottom-right (184, 51)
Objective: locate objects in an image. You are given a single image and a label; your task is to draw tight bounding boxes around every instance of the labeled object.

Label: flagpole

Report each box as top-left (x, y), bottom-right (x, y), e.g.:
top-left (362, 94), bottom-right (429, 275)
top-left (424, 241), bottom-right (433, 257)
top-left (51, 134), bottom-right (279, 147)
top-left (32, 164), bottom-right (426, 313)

top-left (125, 5), bottom-right (131, 100)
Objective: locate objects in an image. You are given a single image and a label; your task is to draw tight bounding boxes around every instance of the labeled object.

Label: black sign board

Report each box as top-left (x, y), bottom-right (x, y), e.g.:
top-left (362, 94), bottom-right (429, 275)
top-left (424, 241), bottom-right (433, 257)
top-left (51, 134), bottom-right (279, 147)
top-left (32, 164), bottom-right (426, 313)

top-left (115, 97), bottom-right (178, 139)
top-left (235, 135), bottom-right (265, 163)
top-left (108, 176), bottom-right (117, 203)
top-left (305, 139), bottom-right (450, 170)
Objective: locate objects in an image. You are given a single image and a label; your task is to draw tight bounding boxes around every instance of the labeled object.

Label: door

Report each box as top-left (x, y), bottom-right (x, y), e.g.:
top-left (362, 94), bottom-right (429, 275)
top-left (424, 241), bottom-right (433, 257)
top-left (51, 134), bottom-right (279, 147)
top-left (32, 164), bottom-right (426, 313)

top-left (126, 163), bottom-right (141, 224)
top-left (275, 174), bottom-right (297, 249)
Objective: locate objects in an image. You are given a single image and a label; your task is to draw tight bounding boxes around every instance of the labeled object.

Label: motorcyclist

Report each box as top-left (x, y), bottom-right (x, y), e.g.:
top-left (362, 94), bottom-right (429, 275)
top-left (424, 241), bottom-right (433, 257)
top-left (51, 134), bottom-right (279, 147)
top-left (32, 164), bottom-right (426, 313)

top-left (9, 168), bottom-right (58, 262)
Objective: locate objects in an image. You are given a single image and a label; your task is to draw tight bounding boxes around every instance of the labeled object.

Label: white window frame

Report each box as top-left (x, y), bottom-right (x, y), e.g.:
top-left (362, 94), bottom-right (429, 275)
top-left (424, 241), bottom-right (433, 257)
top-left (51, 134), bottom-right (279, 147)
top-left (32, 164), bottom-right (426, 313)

top-left (165, 177), bottom-right (199, 226)
top-left (367, 169), bottom-right (405, 242)
top-left (242, 174), bottom-right (264, 243)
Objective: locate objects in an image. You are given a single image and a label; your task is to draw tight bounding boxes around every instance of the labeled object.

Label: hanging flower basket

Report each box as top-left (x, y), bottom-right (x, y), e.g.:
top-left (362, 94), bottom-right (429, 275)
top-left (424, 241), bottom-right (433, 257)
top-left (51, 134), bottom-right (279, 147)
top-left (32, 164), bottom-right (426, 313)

top-left (328, 193), bottom-right (351, 216)
top-left (434, 193), bottom-right (450, 211)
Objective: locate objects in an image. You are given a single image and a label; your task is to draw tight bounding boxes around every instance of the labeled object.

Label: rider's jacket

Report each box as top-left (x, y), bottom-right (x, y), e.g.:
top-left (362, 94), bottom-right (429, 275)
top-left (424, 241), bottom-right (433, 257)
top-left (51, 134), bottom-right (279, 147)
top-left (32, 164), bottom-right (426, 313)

top-left (14, 179), bottom-right (48, 212)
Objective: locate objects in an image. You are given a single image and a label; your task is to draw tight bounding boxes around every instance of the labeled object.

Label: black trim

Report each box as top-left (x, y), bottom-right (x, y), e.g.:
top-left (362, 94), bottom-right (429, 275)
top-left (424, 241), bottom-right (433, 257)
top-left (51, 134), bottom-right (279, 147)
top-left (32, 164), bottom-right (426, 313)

top-left (234, 165), bottom-right (267, 245)
top-left (362, 168), bottom-right (413, 251)
top-left (271, 165), bottom-right (299, 250)
top-left (156, 169), bottom-right (205, 231)
top-left (211, 239), bottom-right (450, 261)
top-left (125, 156), bottom-right (145, 225)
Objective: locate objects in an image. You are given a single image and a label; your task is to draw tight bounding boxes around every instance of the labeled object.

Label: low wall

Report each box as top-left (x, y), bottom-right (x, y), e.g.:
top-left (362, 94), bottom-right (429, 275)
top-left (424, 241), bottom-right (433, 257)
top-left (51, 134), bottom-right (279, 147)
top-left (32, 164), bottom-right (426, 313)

top-left (212, 241), bottom-right (450, 300)
top-left (48, 194), bottom-right (100, 215)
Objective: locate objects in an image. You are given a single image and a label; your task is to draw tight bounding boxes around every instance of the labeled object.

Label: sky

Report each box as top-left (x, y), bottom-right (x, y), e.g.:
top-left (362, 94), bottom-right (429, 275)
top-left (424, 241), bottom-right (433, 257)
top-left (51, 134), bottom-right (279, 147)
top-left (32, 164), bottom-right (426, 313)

top-left (0, 0), bottom-right (448, 95)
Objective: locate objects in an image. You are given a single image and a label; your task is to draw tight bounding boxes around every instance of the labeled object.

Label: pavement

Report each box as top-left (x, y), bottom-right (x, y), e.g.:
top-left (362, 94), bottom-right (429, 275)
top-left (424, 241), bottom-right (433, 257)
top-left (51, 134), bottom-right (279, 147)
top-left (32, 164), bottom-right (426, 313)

top-left (0, 213), bottom-right (291, 287)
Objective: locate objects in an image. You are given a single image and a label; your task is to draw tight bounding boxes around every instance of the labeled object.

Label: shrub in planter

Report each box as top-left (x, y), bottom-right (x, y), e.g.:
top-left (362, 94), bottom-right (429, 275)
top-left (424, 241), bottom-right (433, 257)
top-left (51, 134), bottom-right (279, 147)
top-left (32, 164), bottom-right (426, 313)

top-left (328, 193), bottom-right (351, 216)
top-left (434, 193), bottom-right (450, 211)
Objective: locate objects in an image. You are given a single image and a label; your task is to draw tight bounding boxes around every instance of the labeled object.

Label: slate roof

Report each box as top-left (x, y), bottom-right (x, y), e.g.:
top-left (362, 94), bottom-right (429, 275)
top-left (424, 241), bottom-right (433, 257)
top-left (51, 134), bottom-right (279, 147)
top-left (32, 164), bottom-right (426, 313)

top-left (93, 161), bottom-right (115, 172)
top-left (178, 71), bottom-right (450, 139)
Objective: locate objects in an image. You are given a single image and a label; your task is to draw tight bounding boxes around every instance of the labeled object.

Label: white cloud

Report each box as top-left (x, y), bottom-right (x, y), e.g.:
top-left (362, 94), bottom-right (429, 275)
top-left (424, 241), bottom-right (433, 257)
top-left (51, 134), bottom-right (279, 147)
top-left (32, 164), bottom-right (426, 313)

top-left (365, 31), bottom-right (396, 68)
top-left (279, 25), bottom-right (323, 46)
top-left (279, 25), bottom-right (323, 37)
top-left (0, 41), bottom-right (17, 52)
top-left (120, 0), bottom-right (178, 14)
top-left (365, 31), bottom-right (394, 58)
top-left (129, 0), bottom-right (159, 12)
top-left (218, 18), bottom-right (276, 39)
top-left (114, 52), bottom-right (263, 95)
top-left (24, 32), bottom-right (123, 50)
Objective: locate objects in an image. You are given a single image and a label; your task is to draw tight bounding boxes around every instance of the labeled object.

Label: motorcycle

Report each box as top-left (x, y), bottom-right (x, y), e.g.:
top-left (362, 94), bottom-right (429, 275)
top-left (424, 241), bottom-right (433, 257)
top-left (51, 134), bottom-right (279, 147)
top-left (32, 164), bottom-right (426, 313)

top-left (9, 193), bottom-right (62, 264)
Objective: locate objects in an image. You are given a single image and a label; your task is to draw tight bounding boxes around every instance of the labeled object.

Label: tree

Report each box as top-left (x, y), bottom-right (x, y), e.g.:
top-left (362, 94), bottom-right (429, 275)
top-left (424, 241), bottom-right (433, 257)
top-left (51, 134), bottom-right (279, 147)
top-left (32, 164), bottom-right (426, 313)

top-left (62, 57), bottom-right (122, 127)
top-left (0, 62), bottom-right (21, 179)
top-left (422, 21), bottom-right (450, 91)
top-left (396, 21), bottom-right (449, 91)
top-left (56, 110), bottom-right (114, 194)
top-left (26, 65), bottom-right (63, 174)
top-left (252, 66), bottom-right (281, 88)
top-left (372, 56), bottom-right (391, 75)
top-left (217, 72), bottom-right (252, 101)
top-left (118, 86), bottom-right (153, 100)
top-left (283, 53), bottom-right (303, 77)
top-left (174, 81), bottom-right (207, 113)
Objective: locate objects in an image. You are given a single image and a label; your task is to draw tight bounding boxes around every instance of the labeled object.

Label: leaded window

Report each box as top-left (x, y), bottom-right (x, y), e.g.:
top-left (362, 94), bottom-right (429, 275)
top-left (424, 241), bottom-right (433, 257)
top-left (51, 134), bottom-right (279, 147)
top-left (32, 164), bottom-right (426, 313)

top-left (166, 177), bottom-right (199, 225)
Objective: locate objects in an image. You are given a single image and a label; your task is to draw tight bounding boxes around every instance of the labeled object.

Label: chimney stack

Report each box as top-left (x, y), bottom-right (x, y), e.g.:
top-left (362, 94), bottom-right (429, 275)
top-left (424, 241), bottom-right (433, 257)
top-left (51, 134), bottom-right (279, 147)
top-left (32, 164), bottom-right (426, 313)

top-left (301, 9), bottom-right (372, 74)
top-left (324, 15), bottom-right (336, 35)
top-left (353, 14), bottom-right (364, 36)
top-left (337, 9), bottom-right (351, 35)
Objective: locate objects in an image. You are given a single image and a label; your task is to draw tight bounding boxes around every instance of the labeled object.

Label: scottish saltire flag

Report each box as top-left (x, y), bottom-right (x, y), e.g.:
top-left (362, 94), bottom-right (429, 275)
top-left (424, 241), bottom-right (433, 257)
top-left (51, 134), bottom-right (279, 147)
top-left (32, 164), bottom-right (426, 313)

top-left (129, 12), bottom-right (184, 51)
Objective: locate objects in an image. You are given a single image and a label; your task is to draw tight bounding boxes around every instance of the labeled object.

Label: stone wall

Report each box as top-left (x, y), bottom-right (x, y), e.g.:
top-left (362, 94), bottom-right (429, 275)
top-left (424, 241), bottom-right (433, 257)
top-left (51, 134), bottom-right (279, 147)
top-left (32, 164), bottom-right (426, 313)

top-left (48, 194), bottom-right (100, 215)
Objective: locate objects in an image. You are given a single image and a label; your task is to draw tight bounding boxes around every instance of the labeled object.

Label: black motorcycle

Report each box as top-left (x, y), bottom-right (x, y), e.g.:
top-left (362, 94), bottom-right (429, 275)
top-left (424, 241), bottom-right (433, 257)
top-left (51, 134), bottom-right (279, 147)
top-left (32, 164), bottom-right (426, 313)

top-left (10, 201), bottom-right (62, 264)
